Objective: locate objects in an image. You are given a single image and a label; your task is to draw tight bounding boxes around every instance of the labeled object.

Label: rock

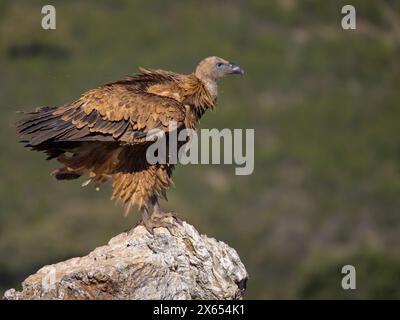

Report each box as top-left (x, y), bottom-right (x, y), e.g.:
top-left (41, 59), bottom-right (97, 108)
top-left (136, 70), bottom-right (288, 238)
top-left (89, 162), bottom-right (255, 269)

top-left (3, 220), bottom-right (248, 300)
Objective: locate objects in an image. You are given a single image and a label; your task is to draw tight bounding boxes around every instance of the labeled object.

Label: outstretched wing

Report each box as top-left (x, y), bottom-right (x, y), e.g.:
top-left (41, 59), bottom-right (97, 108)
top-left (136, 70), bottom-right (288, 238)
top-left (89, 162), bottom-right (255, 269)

top-left (17, 69), bottom-right (187, 147)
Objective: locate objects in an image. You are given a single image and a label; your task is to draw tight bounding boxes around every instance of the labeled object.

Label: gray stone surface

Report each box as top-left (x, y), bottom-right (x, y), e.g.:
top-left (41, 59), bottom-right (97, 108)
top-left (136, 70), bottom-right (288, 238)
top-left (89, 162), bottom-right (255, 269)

top-left (3, 220), bottom-right (248, 300)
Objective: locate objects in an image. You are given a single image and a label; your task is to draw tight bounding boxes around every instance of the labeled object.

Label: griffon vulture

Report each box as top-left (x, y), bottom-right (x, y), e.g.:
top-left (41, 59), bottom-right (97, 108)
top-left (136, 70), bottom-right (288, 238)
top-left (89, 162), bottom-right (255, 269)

top-left (16, 56), bottom-right (244, 232)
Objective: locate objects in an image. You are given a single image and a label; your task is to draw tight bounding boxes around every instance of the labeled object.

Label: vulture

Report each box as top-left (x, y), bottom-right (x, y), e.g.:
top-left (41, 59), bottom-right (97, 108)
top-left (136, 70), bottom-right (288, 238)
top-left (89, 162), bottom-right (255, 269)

top-left (16, 56), bottom-right (244, 232)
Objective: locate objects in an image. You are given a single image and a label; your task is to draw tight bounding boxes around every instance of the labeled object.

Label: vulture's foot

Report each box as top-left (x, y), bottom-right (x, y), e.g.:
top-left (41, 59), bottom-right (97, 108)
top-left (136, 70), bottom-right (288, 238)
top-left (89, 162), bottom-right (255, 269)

top-left (140, 210), bottom-right (182, 235)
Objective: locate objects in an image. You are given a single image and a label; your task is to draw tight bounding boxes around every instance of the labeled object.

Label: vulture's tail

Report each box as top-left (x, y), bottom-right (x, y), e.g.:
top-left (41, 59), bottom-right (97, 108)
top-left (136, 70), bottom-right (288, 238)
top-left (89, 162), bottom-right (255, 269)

top-left (16, 106), bottom-right (119, 185)
top-left (16, 106), bottom-right (81, 159)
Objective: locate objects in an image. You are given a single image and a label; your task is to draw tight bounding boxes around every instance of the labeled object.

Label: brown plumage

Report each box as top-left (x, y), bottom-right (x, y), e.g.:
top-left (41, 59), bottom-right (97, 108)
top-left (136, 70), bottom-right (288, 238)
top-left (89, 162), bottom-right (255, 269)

top-left (16, 56), bottom-right (244, 231)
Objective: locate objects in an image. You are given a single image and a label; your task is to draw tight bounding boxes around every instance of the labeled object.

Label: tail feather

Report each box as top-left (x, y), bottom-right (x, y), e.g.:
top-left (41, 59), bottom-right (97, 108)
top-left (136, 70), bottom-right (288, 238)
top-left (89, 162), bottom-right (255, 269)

top-left (51, 167), bottom-right (82, 180)
top-left (16, 105), bottom-right (140, 204)
top-left (16, 106), bottom-right (93, 182)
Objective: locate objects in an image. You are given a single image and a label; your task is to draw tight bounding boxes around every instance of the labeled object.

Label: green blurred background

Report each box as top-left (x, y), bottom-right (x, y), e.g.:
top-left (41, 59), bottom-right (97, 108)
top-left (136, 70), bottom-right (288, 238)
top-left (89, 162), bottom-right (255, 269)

top-left (1, 0), bottom-right (399, 299)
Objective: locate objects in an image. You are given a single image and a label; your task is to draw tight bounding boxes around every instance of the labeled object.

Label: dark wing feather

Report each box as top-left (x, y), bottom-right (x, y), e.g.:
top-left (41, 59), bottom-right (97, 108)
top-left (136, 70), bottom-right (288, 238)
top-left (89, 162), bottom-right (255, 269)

top-left (17, 70), bottom-right (187, 148)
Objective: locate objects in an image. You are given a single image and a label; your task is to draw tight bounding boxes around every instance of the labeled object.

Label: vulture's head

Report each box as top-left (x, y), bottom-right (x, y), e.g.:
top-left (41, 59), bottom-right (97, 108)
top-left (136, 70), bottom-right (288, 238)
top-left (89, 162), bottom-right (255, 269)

top-left (195, 56), bottom-right (244, 82)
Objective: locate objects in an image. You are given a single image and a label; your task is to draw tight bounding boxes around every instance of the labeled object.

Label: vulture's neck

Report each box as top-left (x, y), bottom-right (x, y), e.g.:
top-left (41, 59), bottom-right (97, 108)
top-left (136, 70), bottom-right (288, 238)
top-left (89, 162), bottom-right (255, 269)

top-left (198, 78), bottom-right (217, 101)
top-left (181, 74), bottom-right (216, 121)
top-left (194, 72), bottom-right (218, 102)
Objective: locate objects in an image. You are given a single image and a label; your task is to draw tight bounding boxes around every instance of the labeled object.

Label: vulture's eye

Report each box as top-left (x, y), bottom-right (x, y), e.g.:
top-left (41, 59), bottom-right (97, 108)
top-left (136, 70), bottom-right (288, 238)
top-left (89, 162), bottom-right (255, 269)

top-left (216, 62), bottom-right (224, 68)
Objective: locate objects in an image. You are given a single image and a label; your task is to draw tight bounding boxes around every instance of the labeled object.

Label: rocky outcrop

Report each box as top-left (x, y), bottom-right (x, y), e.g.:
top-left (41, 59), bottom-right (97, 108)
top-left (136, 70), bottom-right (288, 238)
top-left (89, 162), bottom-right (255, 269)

top-left (3, 220), bottom-right (247, 300)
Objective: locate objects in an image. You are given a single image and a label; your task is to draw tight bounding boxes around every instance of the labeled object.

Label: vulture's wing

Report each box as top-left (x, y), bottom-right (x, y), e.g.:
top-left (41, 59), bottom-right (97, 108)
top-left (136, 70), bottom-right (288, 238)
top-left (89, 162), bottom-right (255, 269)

top-left (17, 70), bottom-right (187, 147)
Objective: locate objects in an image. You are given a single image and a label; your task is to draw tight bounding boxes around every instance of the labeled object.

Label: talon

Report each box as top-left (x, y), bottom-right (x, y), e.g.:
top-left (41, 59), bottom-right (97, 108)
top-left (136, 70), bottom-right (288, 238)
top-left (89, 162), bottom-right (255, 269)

top-left (140, 211), bottom-right (180, 235)
top-left (168, 212), bottom-right (183, 225)
top-left (136, 197), bottom-right (182, 234)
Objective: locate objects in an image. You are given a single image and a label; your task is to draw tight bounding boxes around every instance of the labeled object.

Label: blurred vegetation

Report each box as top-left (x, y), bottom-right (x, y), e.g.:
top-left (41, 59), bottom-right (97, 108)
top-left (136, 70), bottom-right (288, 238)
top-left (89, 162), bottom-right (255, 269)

top-left (0, 0), bottom-right (399, 299)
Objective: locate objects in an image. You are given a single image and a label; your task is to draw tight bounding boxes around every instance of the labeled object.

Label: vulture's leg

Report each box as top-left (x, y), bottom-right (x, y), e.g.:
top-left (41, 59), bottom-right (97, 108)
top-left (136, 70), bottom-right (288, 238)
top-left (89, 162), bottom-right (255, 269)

top-left (139, 196), bottom-right (182, 234)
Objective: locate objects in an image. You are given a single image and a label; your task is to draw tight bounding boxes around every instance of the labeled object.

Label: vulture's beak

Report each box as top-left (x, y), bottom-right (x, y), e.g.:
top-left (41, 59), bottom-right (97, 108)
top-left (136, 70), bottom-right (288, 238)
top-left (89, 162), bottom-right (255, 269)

top-left (229, 63), bottom-right (244, 75)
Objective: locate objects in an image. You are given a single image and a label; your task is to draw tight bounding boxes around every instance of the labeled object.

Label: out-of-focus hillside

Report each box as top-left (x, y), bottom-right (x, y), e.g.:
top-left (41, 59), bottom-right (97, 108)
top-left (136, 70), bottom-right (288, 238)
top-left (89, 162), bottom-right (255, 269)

top-left (0, 0), bottom-right (399, 298)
